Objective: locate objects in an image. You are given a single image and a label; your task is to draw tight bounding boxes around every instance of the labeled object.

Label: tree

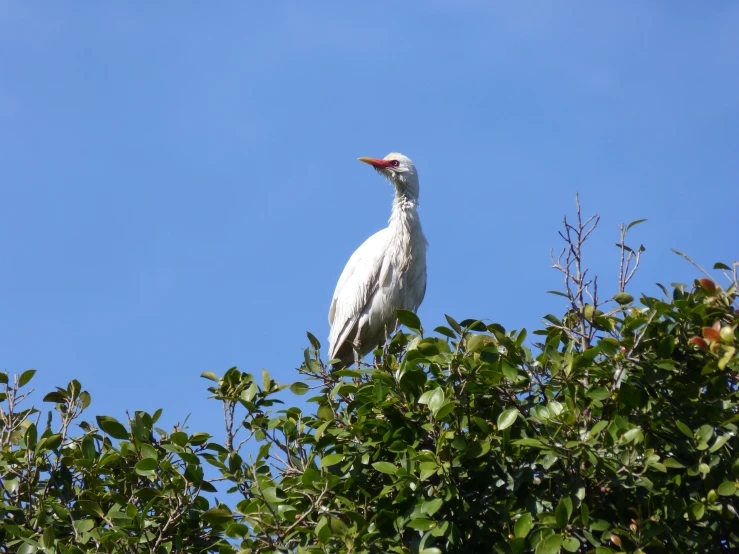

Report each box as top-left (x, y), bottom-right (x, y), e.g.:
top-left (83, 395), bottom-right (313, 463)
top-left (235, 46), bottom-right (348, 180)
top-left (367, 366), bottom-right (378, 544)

top-left (1, 205), bottom-right (737, 553)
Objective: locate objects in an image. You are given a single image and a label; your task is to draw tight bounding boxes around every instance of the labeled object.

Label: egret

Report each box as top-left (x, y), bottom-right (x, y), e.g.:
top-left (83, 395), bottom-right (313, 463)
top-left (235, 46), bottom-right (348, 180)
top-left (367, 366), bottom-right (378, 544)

top-left (327, 153), bottom-right (428, 368)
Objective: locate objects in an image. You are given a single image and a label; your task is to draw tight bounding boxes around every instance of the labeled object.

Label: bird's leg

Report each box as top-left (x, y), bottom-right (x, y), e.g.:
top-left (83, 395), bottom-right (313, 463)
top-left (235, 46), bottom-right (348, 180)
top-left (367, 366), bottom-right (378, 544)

top-left (353, 337), bottom-right (361, 370)
top-left (385, 320), bottom-right (400, 345)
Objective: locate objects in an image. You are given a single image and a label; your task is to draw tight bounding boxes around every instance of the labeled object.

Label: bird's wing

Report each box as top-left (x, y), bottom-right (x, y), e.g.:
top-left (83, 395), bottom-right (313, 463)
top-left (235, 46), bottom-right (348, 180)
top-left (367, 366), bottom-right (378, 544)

top-left (328, 228), bottom-right (390, 359)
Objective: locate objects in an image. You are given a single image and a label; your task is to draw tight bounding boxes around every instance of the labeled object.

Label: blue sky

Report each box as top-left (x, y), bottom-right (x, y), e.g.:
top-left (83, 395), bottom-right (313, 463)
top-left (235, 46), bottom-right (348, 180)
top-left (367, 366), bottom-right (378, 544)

top-left (2, 2), bottom-right (738, 441)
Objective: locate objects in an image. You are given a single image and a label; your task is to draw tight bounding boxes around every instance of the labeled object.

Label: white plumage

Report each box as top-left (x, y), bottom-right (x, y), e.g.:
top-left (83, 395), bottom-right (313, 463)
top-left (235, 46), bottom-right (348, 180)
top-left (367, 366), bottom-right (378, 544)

top-left (327, 153), bottom-right (427, 368)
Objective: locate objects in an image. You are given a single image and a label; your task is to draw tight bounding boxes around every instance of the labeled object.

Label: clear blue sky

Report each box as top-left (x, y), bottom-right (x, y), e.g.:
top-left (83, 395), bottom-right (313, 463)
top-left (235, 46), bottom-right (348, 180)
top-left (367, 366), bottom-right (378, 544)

top-left (2, 2), bottom-right (737, 440)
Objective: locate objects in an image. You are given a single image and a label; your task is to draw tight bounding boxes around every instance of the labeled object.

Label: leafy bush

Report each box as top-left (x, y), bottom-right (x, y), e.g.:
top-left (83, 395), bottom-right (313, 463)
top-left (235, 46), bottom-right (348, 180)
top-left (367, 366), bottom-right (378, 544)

top-left (2, 210), bottom-right (737, 553)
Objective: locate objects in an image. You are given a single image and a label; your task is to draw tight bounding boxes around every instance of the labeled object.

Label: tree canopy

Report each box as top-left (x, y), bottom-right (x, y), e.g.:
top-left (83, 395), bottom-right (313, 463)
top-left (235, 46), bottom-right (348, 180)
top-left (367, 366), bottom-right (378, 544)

top-left (1, 213), bottom-right (738, 554)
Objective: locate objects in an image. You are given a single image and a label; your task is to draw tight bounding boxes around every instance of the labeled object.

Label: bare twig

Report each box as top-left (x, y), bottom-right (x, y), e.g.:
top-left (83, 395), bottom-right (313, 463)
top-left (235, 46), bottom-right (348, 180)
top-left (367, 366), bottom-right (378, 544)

top-left (671, 249), bottom-right (712, 279)
top-left (618, 222), bottom-right (644, 292)
top-left (550, 195), bottom-right (600, 351)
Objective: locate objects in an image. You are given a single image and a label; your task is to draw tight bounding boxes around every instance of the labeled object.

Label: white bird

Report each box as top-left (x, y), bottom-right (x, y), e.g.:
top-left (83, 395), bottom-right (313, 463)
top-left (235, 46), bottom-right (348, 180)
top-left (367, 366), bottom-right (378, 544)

top-left (327, 153), bottom-right (428, 368)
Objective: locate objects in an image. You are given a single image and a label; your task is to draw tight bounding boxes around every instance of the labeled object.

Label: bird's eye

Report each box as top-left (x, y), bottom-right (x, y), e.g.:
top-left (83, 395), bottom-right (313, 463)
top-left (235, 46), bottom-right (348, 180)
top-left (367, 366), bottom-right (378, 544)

top-left (389, 160), bottom-right (400, 168)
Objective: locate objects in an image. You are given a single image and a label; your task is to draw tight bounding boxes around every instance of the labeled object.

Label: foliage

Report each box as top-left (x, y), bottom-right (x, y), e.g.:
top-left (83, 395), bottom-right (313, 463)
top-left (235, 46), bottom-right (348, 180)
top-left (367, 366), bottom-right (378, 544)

top-left (2, 211), bottom-right (738, 553)
top-left (0, 375), bottom-right (221, 553)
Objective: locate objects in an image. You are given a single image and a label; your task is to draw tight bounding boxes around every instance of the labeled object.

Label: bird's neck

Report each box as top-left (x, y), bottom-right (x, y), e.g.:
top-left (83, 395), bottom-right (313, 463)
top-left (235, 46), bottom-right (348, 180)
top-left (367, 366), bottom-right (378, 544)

top-left (389, 194), bottom-right (421, 234)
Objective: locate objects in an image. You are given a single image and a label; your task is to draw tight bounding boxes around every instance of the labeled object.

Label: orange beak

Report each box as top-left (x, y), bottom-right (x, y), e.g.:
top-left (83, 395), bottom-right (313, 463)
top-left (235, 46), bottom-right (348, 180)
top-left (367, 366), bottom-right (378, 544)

top-left (358, 157), bottom-right (394, 169)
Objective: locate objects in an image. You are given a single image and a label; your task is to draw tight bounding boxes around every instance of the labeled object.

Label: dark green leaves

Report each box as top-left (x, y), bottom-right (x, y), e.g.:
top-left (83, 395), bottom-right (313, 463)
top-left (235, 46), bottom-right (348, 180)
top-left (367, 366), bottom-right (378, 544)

top-left (555, 497), bottom-right (573, 529)
top-left (613, 292), bottom-right (634, 305)
top-left (626, 218), bottom-right (647, 231)
top-left (96, 416), bottom-right (129, 439)
top-left (514, 513), bottom-right (533, 538)
top-left (200, 371), bottom-right (219, 382)
top-left (535, 534), bottom-right (562, 554)
top-left (289, 381), bottom-right (310, 395)
top-left (202, 506), bottom-right (233, 525)
top-left (18, 369), bottom-right (36, 387)
top-left (497, 408), bottom-right (518, 430)
top-left (134, 458), bottom-right (157, 475)
top-left (586, 387), bottom-right (611, 401)
top-left (320, 453), bottom-right (344, 468)
top-left (1, 253), bottom-right (737, 554)
top-left (306, 331), bottom-right (321, 350)
top-left (396, 309), bottom-right (422, 333)
top-left (372, 462), bottom-right (397, 475)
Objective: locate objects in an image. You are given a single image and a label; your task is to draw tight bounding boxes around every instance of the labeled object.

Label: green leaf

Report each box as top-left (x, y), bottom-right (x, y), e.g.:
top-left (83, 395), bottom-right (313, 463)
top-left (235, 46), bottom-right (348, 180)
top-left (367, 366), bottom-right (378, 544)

top-left (598, 337), bottom-right (619, 356)
top-left (306, 331), bottom-right (321, 350)
top-left (562, 537), bottom-right (580, 553)
top-left (77, 500), bottom-right (104, 518)
top-left (79, 390), bottom-right (91, 410)
top-left (140, 443), bottom-right (158, 460)
top-left (74, 519), bottom-right (95, 534)
top-left (19, 369), bottom-right (36, 387)
top-left (428, 388), bottom-right (445, 414)
top-left (434, 401), bottom-right (455, 420)
top-left (513, 438), bottom-right (544, 447)
top-left (676, 420), bottom-right (693, 440)
top-left (372, 461), bottom-right (397, 475)
top-left (535, 533), bottom-right (562, 554)
top-left (663, 458), bottom-right (686, 468)
top-left (96, 416), bottom-right (129, 439)
top-left (588, 420), bottom-right (608, 439)
top-left (422, 498), bottom-right (443, 516)
top-left (25, 423), bottom-right (37, 450)
top-left (0, 372), bottom-right (7, 384)
top-left (202, 506), bottom-right (233, 525)
top-left (320, 453), bottom-right (344, 468)
top-left (290, 382), bottom-right (310, 395)
top-left (580, 502), bottom-right (590, 526)
top-left (688, 502), bottom-right (705, 521)
top-left (407, 518), bottom-right (436, 530)
top-left (514, 513), bottom-right (533, 538)
top-left (586, 388), bottom-right (611, 401)
top-left (170, 431), bottom-right (188, 447)
top-left (397, 309), bottom-right (422, 332)
top-left (718, 481), bottom-right (737, 496)
top-left (242, 381), bottom-right (258, 402)
top-left (190, 432), bottom-right (210, 445)
top-left (332, 369), bottom-right (364, 378)
top-left (315, 516), bottom-right (331, 543)
top-left (709, 434), bottom-right (729, 452)
top-left (497, 408), bottom-right (518, 430)
top-left (4, 476), bottom-right (19, 494)
top-left (626, 218), bottom-right (647, 230)
top-left (81, 435), bottom-right (96, 460)
top-left (17, 542), bottom-right (38, 554)
top-left (714, 262), bottom-right (731, 270)
top-left (42, 527), bottom-right (55, 549)
top-left (261, 487), bottom-right (287, 503)
top-left (314, 420), bottom-right (331, 441)
top-left (589, 519), bottom-right (610, 531)
top-left (555, 497), bottom-right (572, 529)
top-left (613, 292), bottom-right (634, 305)
top-left (200, 371), bottom-right (219, 382)
top-left (42, 434), bottom-right (62, 450)
top-left (135, 458), bottom-right (157, 475)
top-left (434, 325), bottom-right (457, 339)
top-left (445, 314), bottom-right (462, 333)
top-left (43, 391), bottom-right (67, 403)
top-left (317, 405), bottom-right (334, 421)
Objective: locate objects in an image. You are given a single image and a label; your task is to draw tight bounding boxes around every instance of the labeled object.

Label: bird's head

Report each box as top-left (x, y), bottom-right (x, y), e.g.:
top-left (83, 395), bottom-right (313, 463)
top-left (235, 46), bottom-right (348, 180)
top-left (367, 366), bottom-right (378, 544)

top-left (358, 153), bottom-right (419, 201)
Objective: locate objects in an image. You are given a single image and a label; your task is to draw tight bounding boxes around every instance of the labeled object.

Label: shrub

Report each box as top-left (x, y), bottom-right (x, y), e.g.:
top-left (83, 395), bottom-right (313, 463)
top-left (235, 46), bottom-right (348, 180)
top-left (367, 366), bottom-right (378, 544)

top-left (2, 207), bottom-right (737, 553)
